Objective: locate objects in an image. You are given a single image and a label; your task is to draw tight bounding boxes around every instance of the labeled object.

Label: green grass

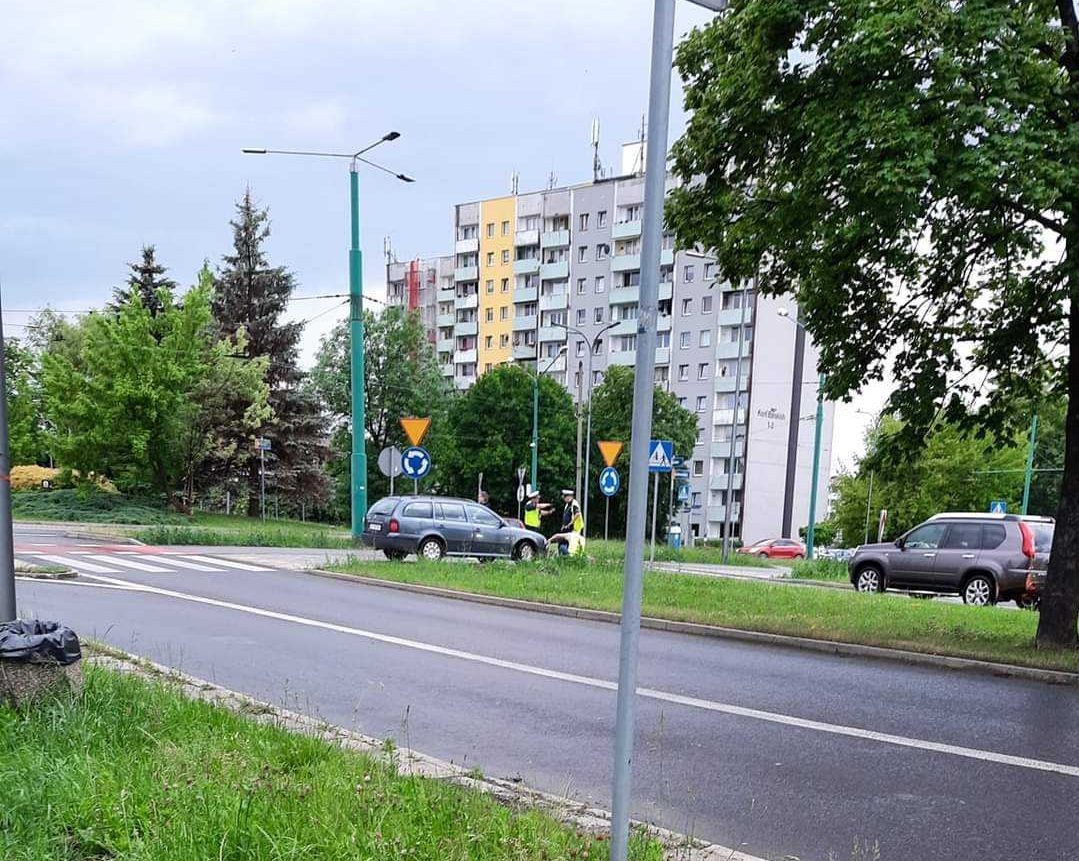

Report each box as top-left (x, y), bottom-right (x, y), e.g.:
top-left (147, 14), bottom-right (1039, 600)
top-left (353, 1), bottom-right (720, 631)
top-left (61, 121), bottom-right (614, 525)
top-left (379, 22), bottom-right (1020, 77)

top-left (789, 558), bottom-right (850, 583)
top-left (137, 514), bottom-right (353, 549)
top-left (11, 489), bottom-right (185, 526)
top-left (584, 539), bottom-right (771, 567)
top-left (0, 666), bottom-right (661, 861)
top-left (326, 555), bottom-right (1079, 673)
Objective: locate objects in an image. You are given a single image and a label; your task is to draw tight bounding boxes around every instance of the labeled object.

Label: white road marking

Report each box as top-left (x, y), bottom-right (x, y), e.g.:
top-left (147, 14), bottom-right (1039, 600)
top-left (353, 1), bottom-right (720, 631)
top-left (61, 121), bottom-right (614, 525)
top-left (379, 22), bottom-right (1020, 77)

top-left (85, 554), bottom-right (172, 573)
top-left (175, 554), bottom-right (269, 571)
top-left (77, 572), bottom-right (1079, 780)
top-left (35, 554), bottom-right (120, 574)
top-left (16, 576), bottom-right (142, 591)
top-left (132, 555), bottom-right (227, 573)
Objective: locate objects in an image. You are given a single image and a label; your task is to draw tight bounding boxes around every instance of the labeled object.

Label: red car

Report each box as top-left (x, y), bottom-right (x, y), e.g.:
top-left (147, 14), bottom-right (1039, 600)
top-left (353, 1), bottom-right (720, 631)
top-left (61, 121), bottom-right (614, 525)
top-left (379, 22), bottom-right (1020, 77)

top-left (738, 538), bottom-right (806, 560)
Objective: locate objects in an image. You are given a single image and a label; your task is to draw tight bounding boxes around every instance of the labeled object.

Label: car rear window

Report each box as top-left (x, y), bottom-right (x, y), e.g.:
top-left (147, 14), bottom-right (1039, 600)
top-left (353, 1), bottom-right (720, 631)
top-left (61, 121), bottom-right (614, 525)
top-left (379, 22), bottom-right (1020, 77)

top-left (467, 505), bottom-right (501, 527)
top-left (438, 503), bottom-right (466, 521)
top-left (1023, 520), bottom-right (1054, 553)
top-left (368, 498), bottom-right (397, 516)
top-left (981, 524), bottom-right (1006, 550)
top-left (942, 523), bottom-right (982, 550)
top-left (402, 502), bottom-right (433, 519)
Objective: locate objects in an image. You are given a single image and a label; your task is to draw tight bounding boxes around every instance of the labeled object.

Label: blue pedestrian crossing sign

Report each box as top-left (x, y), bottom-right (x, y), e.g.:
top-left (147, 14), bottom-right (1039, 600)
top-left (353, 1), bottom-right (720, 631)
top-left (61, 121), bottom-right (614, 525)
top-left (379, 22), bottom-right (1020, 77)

top-left (648, 440), bottom-right (674, 473)
top-left (401, 446), bottom-right (432, 480)
top-left (989, 500), bottom-right (1008, 514)
top-left (599, 466), bottom-right (620, 497)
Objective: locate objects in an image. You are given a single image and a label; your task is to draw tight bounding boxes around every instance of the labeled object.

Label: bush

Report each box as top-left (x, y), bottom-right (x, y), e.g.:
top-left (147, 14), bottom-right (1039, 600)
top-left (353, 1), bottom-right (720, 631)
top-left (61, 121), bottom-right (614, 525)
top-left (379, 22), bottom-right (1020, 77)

top-left (11, 489), bottom-right (184, 525)
top-left (9, 466), bottom-right (118, 494)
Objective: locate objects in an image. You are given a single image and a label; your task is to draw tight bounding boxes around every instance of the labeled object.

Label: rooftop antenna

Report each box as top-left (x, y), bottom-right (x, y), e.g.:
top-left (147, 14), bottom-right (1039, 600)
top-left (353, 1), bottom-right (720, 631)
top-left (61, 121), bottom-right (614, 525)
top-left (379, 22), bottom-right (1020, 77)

top-left (547, 170), bottom-right (557, 190)
top-left (635, 113), bottom-right (646, 175)
top-left (383, 235), bottom-right (396, 265)
top-left (510, 170), bottom-right (520, 195)
top-left (591, 118), bottom-right (604, 181)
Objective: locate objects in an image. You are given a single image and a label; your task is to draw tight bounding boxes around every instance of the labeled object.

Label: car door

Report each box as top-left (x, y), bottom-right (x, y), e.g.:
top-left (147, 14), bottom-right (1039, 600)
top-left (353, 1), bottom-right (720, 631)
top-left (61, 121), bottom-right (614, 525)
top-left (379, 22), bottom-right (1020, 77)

top-left (435, 502), bottom-right (472, 554)
top-left (892, 522), bottom-right (947, 586)
top-left (931, 522), bottom-right (984, 589)
top-left (467, 504), bottom-right (512, 557)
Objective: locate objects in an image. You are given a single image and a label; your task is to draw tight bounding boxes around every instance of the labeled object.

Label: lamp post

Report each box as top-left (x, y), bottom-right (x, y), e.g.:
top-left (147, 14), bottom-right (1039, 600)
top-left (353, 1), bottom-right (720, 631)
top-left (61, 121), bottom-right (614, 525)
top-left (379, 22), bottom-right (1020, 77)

top-left (242, 135), bottom-right (413, 540)
top-left (777, 307), bottom-right (826, 559)
top-left (531, 346), bottom-right (568, 492)
top-left (557, 320), bottom-right (617, 539)
top-left (609, 3), bottom-right (728, 861)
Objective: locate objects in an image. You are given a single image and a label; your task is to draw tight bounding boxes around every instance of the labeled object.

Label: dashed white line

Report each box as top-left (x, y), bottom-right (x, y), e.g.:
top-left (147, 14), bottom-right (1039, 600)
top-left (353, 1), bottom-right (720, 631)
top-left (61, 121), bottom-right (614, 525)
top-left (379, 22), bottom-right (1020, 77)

top-left (131, 555), bottom-right (228, 573)
top-left (85, 554), bottom-right (172, 573)
top-left (75, 572), bottom-right (1079, 779)
top-left (175, 554), bottom-right (270, 571)
top-left (34, 554), bottom-right (120, 574)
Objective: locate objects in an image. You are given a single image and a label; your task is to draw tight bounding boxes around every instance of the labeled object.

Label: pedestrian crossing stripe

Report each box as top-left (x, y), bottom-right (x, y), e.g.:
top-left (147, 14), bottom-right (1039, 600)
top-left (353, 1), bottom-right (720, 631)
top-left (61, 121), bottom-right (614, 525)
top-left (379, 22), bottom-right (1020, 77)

top-left (17, 553), bottom-right (272, 574)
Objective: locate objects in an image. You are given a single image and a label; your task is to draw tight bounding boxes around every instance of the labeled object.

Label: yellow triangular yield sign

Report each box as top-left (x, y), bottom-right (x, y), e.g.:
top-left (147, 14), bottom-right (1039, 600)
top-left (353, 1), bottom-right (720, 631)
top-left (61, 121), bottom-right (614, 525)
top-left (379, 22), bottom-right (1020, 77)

top-left (597, 440), bottom-right (624, 468)
top-left (400, 416), bottom-right (432, 447)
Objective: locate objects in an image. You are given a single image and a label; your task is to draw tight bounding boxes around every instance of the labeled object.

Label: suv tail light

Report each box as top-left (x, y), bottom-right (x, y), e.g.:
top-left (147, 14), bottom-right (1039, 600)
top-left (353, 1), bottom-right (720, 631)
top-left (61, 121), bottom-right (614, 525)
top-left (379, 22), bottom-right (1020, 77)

top-left (388, 518), bottom-right (400, 534)
top-left (1018, 520), bottom-right (1035, 560)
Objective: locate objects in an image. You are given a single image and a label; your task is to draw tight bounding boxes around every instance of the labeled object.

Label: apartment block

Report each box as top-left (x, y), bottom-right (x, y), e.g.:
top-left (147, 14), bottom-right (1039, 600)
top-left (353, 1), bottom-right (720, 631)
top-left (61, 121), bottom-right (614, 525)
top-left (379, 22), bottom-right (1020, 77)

top-left (386, 143), bottom-right (835, 543)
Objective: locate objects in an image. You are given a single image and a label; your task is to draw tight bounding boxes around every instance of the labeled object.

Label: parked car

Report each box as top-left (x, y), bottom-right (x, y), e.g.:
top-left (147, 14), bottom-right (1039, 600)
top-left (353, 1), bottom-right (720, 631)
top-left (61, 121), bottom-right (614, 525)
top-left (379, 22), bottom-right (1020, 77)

top-left (737, 538), bottom-right (806, 560)
top-left (361, 496), bottom-right (547, 562)
top-left (847, 512), bottom-right (1053, 607)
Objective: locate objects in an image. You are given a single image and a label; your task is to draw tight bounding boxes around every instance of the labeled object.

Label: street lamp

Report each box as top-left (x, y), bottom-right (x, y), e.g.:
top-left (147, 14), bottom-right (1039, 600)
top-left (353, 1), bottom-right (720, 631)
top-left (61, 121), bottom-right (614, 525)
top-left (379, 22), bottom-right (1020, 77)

top-left (556, 319), bottom-right (618, 540)
top-left (609, 3), bottom-right (728, 861)
top-left (777, 307), bottom-right (826, 560)
top-left (242, 134), bottom-right (413, 541)
top-left (530, 345), bottom-right (568, 493)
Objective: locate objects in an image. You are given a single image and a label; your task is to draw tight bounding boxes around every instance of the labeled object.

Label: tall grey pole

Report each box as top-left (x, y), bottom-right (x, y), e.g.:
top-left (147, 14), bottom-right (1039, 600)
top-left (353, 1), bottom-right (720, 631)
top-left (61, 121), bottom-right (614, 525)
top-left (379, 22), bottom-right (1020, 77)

top-left (583, 341), bottom-right (595, 538)
top-left (721, 280), bottom-right (750, 561)
top-left (609, 1), bottom-right (675, 856)
top-left (0, 289), bottom-right (17, 623)
top-left (260, 447), bottom-right (266, 521)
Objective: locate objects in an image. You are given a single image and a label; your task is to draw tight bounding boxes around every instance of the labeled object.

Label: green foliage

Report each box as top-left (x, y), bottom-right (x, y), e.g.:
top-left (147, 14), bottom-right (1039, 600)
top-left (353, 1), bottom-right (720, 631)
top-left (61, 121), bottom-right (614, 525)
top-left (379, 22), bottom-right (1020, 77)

top-left (4, 339), bottom-right (46, 465)
top-left (109, 245), bottom-right (177, 317)
top-left (587, 366), bottom-right (699, 538)
top-left (11, 489), bottom-right (184, 525)
top-left (799, 521), bottom-right (837, 547)
top-left (790, 558), bottom-right (849, 583)
top-left (439, 365), bottom-right (575, 516)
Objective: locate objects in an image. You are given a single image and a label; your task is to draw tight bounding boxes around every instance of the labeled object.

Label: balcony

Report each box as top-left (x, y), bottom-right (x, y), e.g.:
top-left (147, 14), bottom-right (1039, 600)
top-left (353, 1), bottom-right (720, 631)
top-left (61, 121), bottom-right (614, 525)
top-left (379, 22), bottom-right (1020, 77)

top-left (707, 503), bottom-right (741, 523)
top-left (541, 229), bottom-right (570, 248)
top-left (514, 258), bottom-right (540, 276)
top-left (655, 346), bottom-right (670, 365)
top-left (455, 237), bottom-right (479, 254)
top-left (539, 291), bottom-right (568, 312)
top-left (437, 287), bottom-right (455, 304)
top-left (540, 354), bottom-right (566, 374)
top-left (540, 260), bottom-right (569, 280)
top-left (611, 253), bottom-right (640, 273)
top-left (455, 320), bottom-right (478, 337)
top-left (714, 341), bottom-right (748, 360)
top-left (711, 438), bottom-right (745, 459)
top-left (713, 408), bottom-right (747, 426)
top-left (611, 220), bottom-right (642, 240)
top-left (514, 284), bottom-right (538, 304)
top-left (454, 265), bottom-right (478, 282)
top-left (454, 374), bottom-right (476, 391)
top-left (609, 319), bottom-right (638, 337)
top-left (512, 344), bottom-right (537, 362)
top-left (453, 348), bottom-right (477, 364)
top-left (440, 362), bottom-right (454, 377)
top-left (538, 326), bottom-right (567, 342)
top-left (608, 285), bottom-right (638, 305)
top-left (714, 372), bottom-right (750, 393)
top-left (512, 314), bottom-right (538, 332)
top-left (718, 307), bottom-right (754, 327)
top-left (515, 229), bottom-right (540, 247)
top-left (658, 315), bottom-right (672, 332)
top-left (436, 337), bottom-right (455, 354)
top-left (709, 472), bottom-right (744, 492)
top-left (454, 293), bottom-right (478, 310)
top-left (609, 350), bottom-right (637, 367)
top-left (436, 312), bottom-right (455, 328)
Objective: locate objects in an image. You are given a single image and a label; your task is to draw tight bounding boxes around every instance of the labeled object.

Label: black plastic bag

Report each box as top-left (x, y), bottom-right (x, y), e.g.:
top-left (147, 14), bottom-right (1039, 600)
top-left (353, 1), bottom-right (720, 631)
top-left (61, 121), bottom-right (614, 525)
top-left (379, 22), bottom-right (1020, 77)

top-left (0, 620), bottom-right (81, 666)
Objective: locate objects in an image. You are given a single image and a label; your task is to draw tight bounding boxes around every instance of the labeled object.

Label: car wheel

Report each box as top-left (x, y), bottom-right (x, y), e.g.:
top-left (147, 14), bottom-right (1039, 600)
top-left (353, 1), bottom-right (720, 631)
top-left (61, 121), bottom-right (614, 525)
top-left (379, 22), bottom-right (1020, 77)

top-left (513, 541), bottom-right (537, 562)
top-left (383, 549), bottom-right (407, 561)
top-left (793, 553), bottom-right (805, 560)
top-left (758, 551), bottom-right (770, 559)
top-left (418, 537), bottom-right (445, 561)
top-left (962, 574), bottom-right (996, 607)
top-left (1015, 595), bottom-right (1040, 611)
top-left (855, 565), bottom-right (884, 594)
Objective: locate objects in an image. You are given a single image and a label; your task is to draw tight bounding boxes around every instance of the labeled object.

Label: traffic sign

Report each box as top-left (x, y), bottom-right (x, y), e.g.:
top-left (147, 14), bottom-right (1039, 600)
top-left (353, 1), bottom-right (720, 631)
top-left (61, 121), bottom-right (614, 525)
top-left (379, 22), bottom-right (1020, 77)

top-left (599, 466), bottom-right (620, 497)
top-left (377, 446), bottom-right (403, 477)
top-left (516, 466), bottom-right (527, 485)
top-left (677, 483), bottom-right (690, 502)
top-left (400, 446), bottom-right (432, 480)
top-left (674, 467), bottom-right (690, 479)
top-left (597, 440), bottom-right (624, 468)
top-left (517, 485), bottom-right (526, 503)
top-left (989, 500), bottom-right (1008, 514)
top-left (671, 456), bottom-right (686, 467)
top-left (256, 437), bottom-right (271, 451)
top-left (648, 440), bottom-right (673, 473)
top-left (400, 416), bottom-right (432, 447)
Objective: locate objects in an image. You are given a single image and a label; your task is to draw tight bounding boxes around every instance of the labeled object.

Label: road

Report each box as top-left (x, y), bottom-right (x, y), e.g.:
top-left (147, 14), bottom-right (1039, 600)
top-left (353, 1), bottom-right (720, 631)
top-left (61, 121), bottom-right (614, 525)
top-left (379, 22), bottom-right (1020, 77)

top-left (11, 529), bottom-right (1079, 861)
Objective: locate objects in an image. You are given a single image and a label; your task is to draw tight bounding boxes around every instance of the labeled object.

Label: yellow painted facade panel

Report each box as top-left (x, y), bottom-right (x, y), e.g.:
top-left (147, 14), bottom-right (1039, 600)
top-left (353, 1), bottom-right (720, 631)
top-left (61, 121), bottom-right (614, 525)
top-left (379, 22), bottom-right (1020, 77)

top-left (477, 195), bottom-right (516, 373)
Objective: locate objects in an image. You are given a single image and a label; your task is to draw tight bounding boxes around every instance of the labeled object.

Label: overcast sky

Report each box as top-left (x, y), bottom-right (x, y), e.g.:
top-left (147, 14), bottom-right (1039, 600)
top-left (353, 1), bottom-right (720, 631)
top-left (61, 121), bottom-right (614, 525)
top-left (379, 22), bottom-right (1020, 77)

top-left (1, 0), bottom-right (885, 473)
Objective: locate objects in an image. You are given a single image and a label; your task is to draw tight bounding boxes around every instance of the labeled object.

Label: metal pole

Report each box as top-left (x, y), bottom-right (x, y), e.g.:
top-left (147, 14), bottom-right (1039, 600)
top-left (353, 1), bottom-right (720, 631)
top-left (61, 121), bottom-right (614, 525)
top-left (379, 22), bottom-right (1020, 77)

top-left (610, 2), bottom-right (674, 856)
top-left (575, 362), bottom-right (583, 500)
top-left (350, 165), bottom-right (368, 539)
top-left (0, 289), bottom-right (16, 623)
top-left (582, 340), bottom-right (594, 539)
top-left (605, 495), bottom-right (611, 542)
top-left (863, 470), bottom-right (874, 545)
top-left (668, 465), bottom-right (675, 540)
top-left (721, 280), bottom-right (750, 562)
top-left (649, 471), bottom-right (660, 566)
top-left (531, 374), bottom-right (540, 491)
top-left (390, 454), bottom-right (395, 497)
top-left (260, 447), bottom-right (266, 521)
top-left (1021, 412), bottom-right (1039, 515)
top-left (805, 372), bottom-right (826, 559)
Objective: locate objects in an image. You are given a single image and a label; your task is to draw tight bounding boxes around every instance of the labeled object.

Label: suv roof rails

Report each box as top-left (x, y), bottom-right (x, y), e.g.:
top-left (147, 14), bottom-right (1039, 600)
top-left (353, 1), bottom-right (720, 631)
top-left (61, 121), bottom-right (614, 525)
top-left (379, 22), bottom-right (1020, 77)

top-left (927, 511), bottom-right (1055, 523)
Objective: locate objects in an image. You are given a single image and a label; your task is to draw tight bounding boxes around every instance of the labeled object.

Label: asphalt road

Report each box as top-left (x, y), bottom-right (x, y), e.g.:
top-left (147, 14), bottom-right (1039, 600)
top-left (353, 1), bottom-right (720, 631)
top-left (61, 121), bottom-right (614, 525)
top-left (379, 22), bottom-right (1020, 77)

top-left (12, 536), bottom-right (1079, 861)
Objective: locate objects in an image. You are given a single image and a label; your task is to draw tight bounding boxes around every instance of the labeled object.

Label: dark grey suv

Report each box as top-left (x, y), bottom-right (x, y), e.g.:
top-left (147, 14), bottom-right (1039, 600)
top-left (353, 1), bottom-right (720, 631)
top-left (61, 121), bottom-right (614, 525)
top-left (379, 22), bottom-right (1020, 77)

top-left (361, 496), bottom-right (547, 562)
top-left (848, 513), bottom-right (1053, 607)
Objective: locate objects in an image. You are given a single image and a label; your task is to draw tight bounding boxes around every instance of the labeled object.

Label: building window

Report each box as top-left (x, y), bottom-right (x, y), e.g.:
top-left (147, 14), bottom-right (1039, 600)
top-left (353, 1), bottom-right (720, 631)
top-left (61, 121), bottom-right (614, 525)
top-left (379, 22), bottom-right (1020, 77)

top-left (579, 213), bottom-right (589, 231)
top-left (695, 397), bottom-right (707, 413)
top-left (702, 295), bottom-right (713, 313)
top-left (486, 280), bottom-right (495, 294)
top-left (484, 363), bottom-right (492, 373)
top-left (502, 249), bottom-right (510, 264)
top-left (485, 308), bottom-right (493, 322)
top-left (698, 362), bottom-right (708, 380)
top-left (655, 366), bottom-right (670, 384)
top-left (596, 243), bottom-right (610, 260)
top-left (680, 331), bottom-right (691, 349)
top-left (593, 370), bottom-right (603, 386)
top-left (578, 246), bottom-right (589, 263)
top-left (577, 278), bottom-right (587, 295)
top-left (501, 278), bottom-right (509, 292)
top-left (683, 265), bottom-right (695, 283)
top-left (619, 203), bottom-right (642, 222)
top-left (485, 335), bottom-right (493, 349)
top-left (656, 331), bottom-right (670, 348)
top-left (696, 426), bottom-right (704, 445)
top-left (678, 364), bottom-right (689, 381)
top-left (678, 397), bottom-right (687, 407)
top-left (574, 371), bottom-right (582, 389)
top-left (594, 306), bottom-right (604, 323)
top-left (576, 341), bottom-right (586, 357)
top-left (681, 298), bottom-right (693, 316)
top-left (699, 329), bottom-right (712, 348)
top-left (595, 275), bottom-right (606, 293)
top-left (598, 210), bottom-right (608, 227)
top-left (487, 223), bottom-right (496, 238)
top-left (500, 333), bottom-right (509, 347)
top-left (501, 220), bottom-right (510, 236)
top-left (593, 339), bottom-right (603, 355)
top-left (486, 252), bottom-right (494, 266)
top-left (500, 307), bottom-right (508, 321)
top-left (704, 262), bottom-right (716, 279)
top-left (460, 224), bottom-right (478, 240)
top-left (577, 308), bottom-right (587, 325)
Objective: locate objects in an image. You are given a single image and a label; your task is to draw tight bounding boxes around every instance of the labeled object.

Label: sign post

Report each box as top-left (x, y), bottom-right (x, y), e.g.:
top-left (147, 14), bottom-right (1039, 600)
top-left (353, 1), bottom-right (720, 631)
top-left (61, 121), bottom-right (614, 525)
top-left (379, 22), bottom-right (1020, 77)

top-left (597, 444), bottom-right (624, 543)
top-left (256, 438), bottom-right (272, 521)
top-left (599, 466), bottom-right (621, 541)
top-left (647, 440), bottom-right (673, 566)
top-left (877, 508), bottom-right (888, 542)
top-left (400, 446), bottom-right (432, 495)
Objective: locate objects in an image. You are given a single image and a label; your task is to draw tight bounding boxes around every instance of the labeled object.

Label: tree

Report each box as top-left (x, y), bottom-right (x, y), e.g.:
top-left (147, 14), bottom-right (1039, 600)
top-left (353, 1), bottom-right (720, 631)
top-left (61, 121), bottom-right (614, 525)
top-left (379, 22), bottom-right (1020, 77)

top-left (110, 245), bottom-right (177, 317)
top-left (588, 366), bottom-right (698, 539)
top-left (440, 365), bottom-right (576, 518)
top-left (308, 307), bottom-right (452, 516)
top-left (667, 1), bottom-right (1079, 646)
top-left (211, 190), bottom-right (328, 516)
top-left (4, 338), bottom-right (47, 466)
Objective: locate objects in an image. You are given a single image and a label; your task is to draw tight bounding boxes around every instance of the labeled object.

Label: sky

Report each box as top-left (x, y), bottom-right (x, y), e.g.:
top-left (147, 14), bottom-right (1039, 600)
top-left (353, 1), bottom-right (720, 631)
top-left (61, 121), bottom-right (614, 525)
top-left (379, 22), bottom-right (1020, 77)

top-left (0, 0), bottom-right (885, 474)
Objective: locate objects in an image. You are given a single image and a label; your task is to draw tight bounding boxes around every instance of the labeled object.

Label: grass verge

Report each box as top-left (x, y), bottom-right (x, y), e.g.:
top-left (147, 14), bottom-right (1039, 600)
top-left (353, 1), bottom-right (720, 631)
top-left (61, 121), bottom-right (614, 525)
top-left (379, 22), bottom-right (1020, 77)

top-left (11, 489), bottom-right (184, 525)
top-left (325, 555), bottom-right (1079, 674)
top-left (584, 539), bottom-right (771, 568)
top-left (136, 514), bottom-right (354, 549)
top-left (0, 666), bottom-right (660, 861)
top-left (789, 558), bottom-right (850, 583)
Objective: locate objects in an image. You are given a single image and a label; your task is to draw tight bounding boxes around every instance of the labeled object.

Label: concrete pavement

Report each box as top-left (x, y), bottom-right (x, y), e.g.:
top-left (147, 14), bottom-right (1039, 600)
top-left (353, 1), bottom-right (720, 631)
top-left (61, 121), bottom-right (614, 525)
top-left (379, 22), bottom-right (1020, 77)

top-left (13, 556), bottom-right (1079, 861)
